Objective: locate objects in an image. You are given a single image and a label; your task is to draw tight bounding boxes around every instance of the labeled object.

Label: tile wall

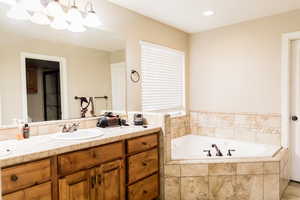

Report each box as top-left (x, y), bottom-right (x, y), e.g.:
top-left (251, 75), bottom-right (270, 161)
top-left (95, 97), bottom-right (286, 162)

top-left (190, 111), bottom-right (281, 145)
top-left (170, 115), bottom-right (190, 139)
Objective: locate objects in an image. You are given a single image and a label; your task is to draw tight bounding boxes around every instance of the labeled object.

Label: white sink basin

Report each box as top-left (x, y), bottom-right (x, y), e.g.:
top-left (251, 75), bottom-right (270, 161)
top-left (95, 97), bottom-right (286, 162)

top-left (0, 147), bottom-right (13, 157)
top-left (51, 128), bottom-right (104, 140)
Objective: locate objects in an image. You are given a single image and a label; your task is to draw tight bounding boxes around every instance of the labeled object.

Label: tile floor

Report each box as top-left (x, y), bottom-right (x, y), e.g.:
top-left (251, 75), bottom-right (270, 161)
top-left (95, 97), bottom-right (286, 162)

top-left (282, 182), bottom-right (300, 200)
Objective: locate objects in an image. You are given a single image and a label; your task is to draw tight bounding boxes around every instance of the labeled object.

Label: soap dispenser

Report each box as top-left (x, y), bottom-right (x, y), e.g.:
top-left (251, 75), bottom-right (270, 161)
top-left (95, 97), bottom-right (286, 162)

top-left (23, 124), bottom-right (30, 139)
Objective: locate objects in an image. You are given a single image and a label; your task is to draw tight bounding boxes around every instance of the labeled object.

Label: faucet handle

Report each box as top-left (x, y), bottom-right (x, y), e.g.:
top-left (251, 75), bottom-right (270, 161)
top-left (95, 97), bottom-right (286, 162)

top-left (203, 150), bottom-right (212, 157)
top-left (72, 122), bottom-right (80, 131)
top-left (73, 122), bottom-right (80, 126)
top-left (59, 124), bottom-right (69, 133)
top-left (227, 149), bottom-right (236, 157)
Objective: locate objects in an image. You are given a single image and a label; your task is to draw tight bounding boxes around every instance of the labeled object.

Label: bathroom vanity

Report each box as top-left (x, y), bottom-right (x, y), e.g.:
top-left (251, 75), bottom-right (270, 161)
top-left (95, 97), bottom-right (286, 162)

top-left (0, 127), bottom-right (161, 200)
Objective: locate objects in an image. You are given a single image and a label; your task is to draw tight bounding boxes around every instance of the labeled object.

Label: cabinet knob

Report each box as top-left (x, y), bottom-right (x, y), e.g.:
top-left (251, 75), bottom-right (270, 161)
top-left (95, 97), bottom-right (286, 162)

top-left (142, 142), bottom-right (147, 145)
top-left (143, 190), bottom-right (148, 194)
top-left (292, 116), bottom-right (298, 121)
top-left (142, 162), bottom-right (147, 166)
top-left (11, 174), bottom-right (18, 182)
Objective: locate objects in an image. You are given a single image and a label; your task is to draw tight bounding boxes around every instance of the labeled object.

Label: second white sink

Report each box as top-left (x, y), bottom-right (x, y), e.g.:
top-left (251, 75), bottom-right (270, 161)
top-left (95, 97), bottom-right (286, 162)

top-left (51, 128), bottom-right (104, 141)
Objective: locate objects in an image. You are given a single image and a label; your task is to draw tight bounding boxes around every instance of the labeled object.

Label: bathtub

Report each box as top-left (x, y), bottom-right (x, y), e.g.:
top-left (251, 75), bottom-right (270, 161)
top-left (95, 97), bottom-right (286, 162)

top-left (166, 134), bottom-right (288, 200)
top-left (171, 135), bottom-right (281, 160)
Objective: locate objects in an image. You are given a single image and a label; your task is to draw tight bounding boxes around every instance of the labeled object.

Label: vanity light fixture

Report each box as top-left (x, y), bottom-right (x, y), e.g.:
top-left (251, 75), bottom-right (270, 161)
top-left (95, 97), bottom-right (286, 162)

top-left (24, 0), bottom-right (43, 12)
top-left (51, 15), bottom-right (68, 30)
top-left (0, 0), bottom-right (16, 6)
top-left (7, 1), bottom-right (30, 20)
top-left (31, 11), bottom-right (50, 25)
top-left (84, 1), bottom-right (102, 28)
top-left (66, 0), bottom-right (83, 23)
top-left (68, 21), bottom-right (86, 32)
top-left (46, 0), bottom-right (65, 17)
top-left (1, 0), bottom-right (102, 33)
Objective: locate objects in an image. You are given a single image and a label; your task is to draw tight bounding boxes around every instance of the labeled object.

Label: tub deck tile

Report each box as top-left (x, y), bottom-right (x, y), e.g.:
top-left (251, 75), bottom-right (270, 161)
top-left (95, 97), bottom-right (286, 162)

top-left (208, 163), bottom-right (237, 176)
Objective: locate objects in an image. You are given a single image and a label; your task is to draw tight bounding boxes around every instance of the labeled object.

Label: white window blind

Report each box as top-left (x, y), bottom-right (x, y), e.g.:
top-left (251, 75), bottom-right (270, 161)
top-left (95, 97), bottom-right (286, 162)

top-left (141, 41), bottom-right (185, 112)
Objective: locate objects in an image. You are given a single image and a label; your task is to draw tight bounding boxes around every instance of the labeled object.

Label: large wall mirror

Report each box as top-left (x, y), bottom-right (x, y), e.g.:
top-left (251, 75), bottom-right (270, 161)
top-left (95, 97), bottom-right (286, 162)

top-left (0, 3), bottom-right (127, 126)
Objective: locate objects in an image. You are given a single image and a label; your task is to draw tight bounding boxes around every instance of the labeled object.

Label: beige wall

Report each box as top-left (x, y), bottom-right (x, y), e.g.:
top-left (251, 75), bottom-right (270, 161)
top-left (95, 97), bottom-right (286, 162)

top-left (95, 0), bottom-right (189, 111)
top-left (0, 30), bottom-right (113, 125)
top-left (190, 9), bottom-right (300, 114)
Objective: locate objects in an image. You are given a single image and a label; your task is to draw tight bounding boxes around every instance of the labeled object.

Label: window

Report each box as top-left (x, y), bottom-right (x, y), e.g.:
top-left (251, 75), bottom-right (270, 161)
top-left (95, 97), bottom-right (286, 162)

top-left (140, 41), bottom-right (185, 112)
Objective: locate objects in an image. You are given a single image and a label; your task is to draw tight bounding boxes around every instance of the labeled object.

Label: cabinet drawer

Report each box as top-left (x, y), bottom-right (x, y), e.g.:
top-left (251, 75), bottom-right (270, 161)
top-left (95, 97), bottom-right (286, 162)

top-left (3, 182), bottom-right (52, 200)
top-left (128, 174), bottom-right (159, 200)
top-left (128, 148), bottom-right (158, 184)
top-left (127, 134), bottom-right (158, 154)
top-left (58, 142), bottom-right (123, 176)
top-left (1, 159), bottom-right (51, 194)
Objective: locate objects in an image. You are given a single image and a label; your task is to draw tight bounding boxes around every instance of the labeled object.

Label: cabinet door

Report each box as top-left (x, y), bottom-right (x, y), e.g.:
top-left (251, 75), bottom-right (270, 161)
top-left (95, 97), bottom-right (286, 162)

top-left (59, 169), bottom-right (92, 200)
top-left (94, 160), bottom-right (125, 200)
top-left (3, 182), bottom-right (52, 200)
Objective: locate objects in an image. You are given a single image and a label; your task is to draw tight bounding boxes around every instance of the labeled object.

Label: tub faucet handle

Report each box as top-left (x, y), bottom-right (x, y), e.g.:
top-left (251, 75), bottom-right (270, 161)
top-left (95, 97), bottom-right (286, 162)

top-left (227, 149), bottom-right (236, 157)
top-left (203, 150), bottom-right (212, 157)
top-left (212, 144), bottom-right (223, 156)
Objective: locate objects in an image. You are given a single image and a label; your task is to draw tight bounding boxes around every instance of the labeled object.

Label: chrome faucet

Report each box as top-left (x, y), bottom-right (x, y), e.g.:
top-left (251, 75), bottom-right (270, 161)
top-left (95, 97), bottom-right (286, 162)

top-left (60, 122), bottom-right (80, 133)
top-left (212, 144), bottom-right (223, 156)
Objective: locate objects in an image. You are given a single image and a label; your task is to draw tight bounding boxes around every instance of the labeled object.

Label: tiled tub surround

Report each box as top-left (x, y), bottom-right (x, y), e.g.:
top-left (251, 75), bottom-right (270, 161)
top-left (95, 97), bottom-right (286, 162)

top-left (161, 113), bottom-right (290, 200)
top-left (190, 111), bottom-right (281, 145)
top-left (164, 149), bottom-right (289, 200)
top-left (170, 115), bottom-right (191, 139)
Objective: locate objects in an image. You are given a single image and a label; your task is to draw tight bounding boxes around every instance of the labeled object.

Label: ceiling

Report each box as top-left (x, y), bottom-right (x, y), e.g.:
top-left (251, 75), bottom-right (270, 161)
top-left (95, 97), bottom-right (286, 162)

top-left (108, 0), bottom-right (300, 33)
top-left (0, 3), bottom-right (125, 52)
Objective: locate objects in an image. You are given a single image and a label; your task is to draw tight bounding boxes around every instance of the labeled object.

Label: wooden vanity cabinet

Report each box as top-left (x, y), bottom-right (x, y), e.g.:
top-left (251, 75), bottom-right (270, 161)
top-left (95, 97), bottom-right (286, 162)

top-left (126, 133), bottom-right (160, 200)
top-left (58, 159), bottom-right (125, 200)
top-left (94, 160), bottom-right (125, 200)
top-left (59, 169), bottom-right (92, 200)
top-left (1, 131), bottom-right (160, 200)
top-left (1, 159), bottom-right (52, 200)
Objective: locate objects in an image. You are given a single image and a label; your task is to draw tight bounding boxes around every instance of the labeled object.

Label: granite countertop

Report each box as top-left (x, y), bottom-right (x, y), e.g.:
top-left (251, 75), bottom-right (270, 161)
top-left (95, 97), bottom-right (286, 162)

top-left (0, 125), bottom-right (161, 168)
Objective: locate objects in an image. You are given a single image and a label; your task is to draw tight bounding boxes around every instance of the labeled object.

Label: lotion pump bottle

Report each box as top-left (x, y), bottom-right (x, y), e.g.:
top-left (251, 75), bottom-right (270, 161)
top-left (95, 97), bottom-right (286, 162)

top-left (23, 123), bottom-right (30, 139)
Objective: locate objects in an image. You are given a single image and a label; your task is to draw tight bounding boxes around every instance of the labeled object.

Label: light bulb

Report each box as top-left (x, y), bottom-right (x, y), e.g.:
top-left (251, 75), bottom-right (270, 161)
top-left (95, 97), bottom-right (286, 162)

top-left (84, 11), bottom-right (102, 28)
top-left (66, 6), bottom-right (82, 23)
top-left (31, 12), bottom-right (50, 25)
top-left (46, 0), bottom-right (65, 17)
top-left (7, 2), bottom-right (30, 20)
top-left (24, 0), bottom-right (43, 12)
top-left (68, 21), bottom-right (86, 32)
top-left (0, 0), bottom-right (16, 6)
top-left (50, 16), bottom-right (68, 30)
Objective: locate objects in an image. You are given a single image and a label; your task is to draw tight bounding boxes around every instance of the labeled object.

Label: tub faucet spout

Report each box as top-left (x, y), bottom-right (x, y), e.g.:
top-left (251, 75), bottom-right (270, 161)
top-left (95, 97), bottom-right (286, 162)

top-left (212, 144), bottom-right (223, 156)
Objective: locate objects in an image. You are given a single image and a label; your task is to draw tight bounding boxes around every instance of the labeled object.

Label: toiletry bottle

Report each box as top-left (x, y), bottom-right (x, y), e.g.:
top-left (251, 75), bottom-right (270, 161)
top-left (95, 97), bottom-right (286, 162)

top-left (15, 119), bottom-right (24, 140)
top-left (23, 124), bottom-right (30, 139)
